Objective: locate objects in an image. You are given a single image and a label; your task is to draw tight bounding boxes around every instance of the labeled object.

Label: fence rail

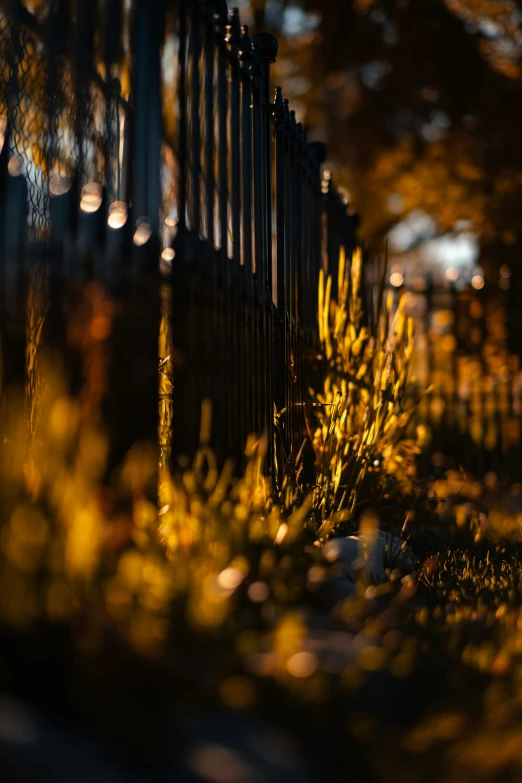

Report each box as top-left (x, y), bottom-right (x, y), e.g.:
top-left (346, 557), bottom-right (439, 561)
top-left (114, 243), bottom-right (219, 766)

top-left (0, 0), bottom-right (358, 471)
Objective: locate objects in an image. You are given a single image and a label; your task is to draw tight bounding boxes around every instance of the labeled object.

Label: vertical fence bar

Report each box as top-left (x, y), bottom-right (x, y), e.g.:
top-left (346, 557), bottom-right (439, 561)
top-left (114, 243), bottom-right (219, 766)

top-left (104, 0), bottom-right (123, 215)
top-left (283, 101), bottom-right (293, 453)
top-left (306, 144), bottom-right (321, 408)
top-left (46, 0), bottom-right (68, 296)
top-left (227, 8), bottom-right (242, 455)
top-left (217, 22), bottom-right (228, 261)
top-left (1, 1), bottom-right (28, 392)
top-left (0, 121), bottom-right (8, 339)
top-left (200, 6), bottom-right (215, 451)
top-left (74, 0), bottom-right (94, 285)
top-left (170, 0), bottom-right (189, 459)
top-left (228, 11), bottom-right (241, 272)
top-left (240, 24), bottom-right (254, 443)
top-left (187, 3), bottom-right (202, 454)
top-left (203, 9), bottom-right (215, 254)
top-left (177, 0), bottom-right (188, 238)
top-left (105, 0), bottom-right (162, 471)
top-left (285, 101), bottom-right (298, 445)
top-left (274, 87), bottom-right (287, 455)
top-left (189, 2), bottom-right (202, 237)
top-left (308, 140), bottom-right (326, 411)
top-left (295, 121), bottom-right (306, 449)
top-left (214, 11), bottom-right (229, 457)
top-left (252, 33), bottom-right (277, 469)
top-left (0, 118), bottom-right (27, 391)
top-left (250, 40), bottom-right (264, 441)
top-left (301, 148), bottom-right (313, 420)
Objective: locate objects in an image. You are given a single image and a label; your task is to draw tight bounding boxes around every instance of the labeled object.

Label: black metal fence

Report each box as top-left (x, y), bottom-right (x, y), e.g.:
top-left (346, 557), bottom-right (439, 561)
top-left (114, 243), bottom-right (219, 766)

top-left (394, 276), bottom-right (522, 479)
top-left (0, 0), bottom-right (357, 470)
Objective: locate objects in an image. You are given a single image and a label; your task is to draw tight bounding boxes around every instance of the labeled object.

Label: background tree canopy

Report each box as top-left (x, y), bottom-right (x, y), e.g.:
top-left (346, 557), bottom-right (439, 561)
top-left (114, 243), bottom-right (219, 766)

top-left (241, 0), bottom-right (522, 270)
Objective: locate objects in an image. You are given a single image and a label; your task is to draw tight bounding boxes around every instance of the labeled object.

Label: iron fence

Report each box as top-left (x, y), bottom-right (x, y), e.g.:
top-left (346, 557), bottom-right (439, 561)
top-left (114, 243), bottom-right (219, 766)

top-left (0, 0), bottom-right (357, 472)
top-left (392, 275), bottom-right (522, 479)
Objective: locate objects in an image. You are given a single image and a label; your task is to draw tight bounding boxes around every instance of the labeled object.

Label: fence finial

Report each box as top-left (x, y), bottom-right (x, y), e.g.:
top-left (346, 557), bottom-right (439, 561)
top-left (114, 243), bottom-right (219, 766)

top-left (251, 32), bottom-right (279, 63)
top-left (227, 7), bottom-right (241, 46)
top-left (309, 142), bottom-right (328, 165)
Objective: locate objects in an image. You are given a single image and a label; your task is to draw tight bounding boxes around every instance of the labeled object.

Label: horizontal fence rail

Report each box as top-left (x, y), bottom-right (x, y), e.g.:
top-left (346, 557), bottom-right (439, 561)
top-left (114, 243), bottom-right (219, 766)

top-left (0, 0), bottom-right (358, 473)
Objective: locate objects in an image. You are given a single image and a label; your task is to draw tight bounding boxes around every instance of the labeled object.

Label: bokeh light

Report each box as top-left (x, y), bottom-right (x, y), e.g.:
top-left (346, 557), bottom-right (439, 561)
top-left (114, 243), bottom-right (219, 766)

top-left (133, 217), bottom-right (152, 246)
top-left (8, 155), bottom-right (24, 177)
top-left (161, 247), bottom-right (175, 263)
top-left (445, 266), bottom-right (459, 282)
top-left (0, 114), bottom-right (6, 153)
top-left (286, 651), bottom-right (318, 678)
top-left (247, 581), bottom-right (270, 602)
top-left (80, 182), bottom-right (102, 213)
top-left (108, 201), bottom-right (128, 229)
top-left (49, 169), bottom-right (71, 196)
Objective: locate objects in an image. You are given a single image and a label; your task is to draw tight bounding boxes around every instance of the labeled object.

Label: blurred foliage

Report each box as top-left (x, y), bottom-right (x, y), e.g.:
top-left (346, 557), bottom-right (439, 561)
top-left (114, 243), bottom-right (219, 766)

top-left (242, 0), bottom-right (522, 257)
top-left (444, 0), bottom-right (522, 79)
top-left (5, 253), bottom-right (522, 780)
top-left (408, 283), bottom-right (522, 464)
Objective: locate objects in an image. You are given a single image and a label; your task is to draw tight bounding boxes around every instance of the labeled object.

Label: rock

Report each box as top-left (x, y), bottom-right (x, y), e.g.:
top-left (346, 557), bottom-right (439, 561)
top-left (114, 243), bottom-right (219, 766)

top-left (323, 530), bottom-right (415, 587)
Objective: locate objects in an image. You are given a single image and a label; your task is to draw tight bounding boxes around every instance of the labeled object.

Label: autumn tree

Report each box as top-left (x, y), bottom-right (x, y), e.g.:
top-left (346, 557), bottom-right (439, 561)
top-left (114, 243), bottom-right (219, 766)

top-left (245, 0), bottom-right (522, 268)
